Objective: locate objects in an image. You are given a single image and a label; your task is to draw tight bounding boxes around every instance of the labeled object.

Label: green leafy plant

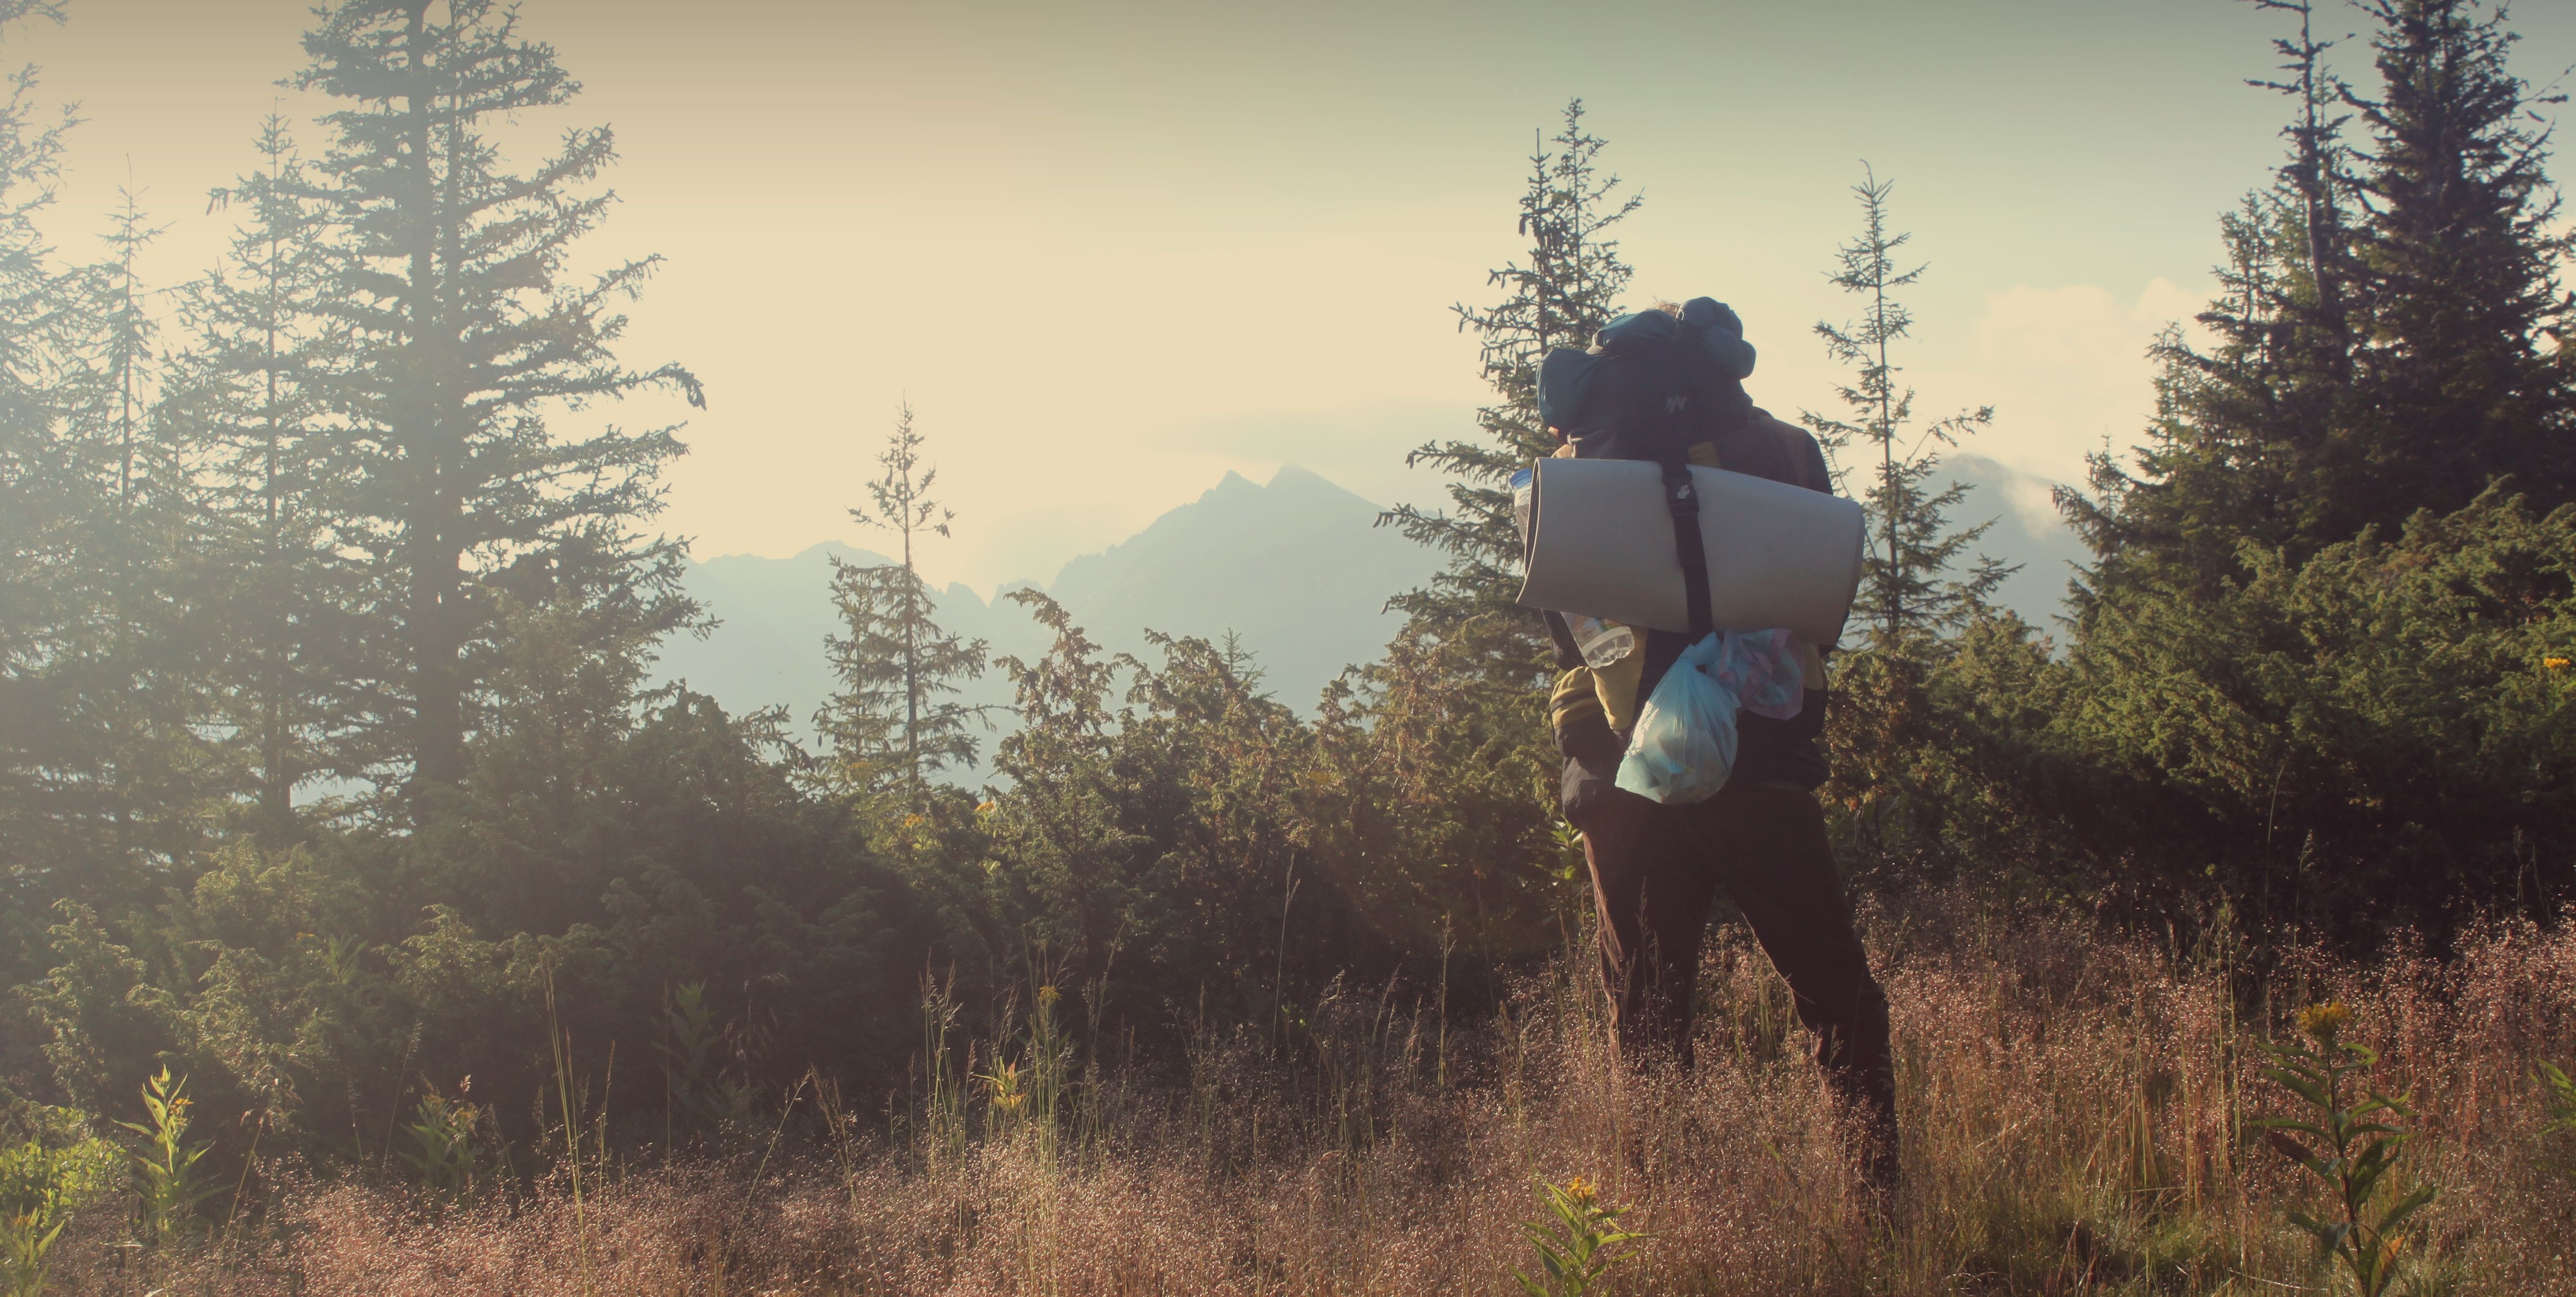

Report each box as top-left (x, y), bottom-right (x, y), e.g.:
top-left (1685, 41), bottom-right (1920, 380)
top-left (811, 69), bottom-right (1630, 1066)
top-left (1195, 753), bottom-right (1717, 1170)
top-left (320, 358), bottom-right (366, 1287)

top-left (117, 1068), bottom-right (220, 1249)
top-left (320, 934), bottom-right (369, 985)
top-left (398, 1084), bottom-right (484, 1202)
top-left (1514, 1175), bottom-right (1648, 1297)
top-left (976, 983), bottom-right (1072, 1163)
top-left (2257, 1003), bottom-right (2437, 1297)
top-left (2540, 1060), bottom-right (2576, 1133)
top-left (0, 1133), bottom-right (117, 1297)
top-left (659, 982), bottom-right (756, 1138)
top-left (2541, 1060), bottom-right (2576, 1178)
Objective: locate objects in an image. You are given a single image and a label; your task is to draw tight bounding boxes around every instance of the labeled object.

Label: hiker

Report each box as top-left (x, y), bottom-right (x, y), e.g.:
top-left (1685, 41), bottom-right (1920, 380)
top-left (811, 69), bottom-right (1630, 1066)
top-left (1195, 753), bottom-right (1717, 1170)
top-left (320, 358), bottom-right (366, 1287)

top-left (1538, 297), bottom-right (1898, 1193)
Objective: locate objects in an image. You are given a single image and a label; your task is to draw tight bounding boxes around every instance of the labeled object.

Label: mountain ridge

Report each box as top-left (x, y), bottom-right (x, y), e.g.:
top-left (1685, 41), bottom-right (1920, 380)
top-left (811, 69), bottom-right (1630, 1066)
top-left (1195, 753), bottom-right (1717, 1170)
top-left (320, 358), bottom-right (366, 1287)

top-left (653, 465), bottom-right (1440, 776)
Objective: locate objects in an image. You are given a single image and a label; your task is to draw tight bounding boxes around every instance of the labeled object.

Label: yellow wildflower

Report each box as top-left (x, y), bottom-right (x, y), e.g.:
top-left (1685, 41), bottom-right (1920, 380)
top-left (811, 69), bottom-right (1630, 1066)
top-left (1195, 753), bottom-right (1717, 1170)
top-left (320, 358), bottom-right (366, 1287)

top-left (1563, 1174), bottom-right (1595, 1202)
top-left (2546, 657), bottom-right (2569, 672)
top-left (2297, 1000), bottom-right (2350, 1044)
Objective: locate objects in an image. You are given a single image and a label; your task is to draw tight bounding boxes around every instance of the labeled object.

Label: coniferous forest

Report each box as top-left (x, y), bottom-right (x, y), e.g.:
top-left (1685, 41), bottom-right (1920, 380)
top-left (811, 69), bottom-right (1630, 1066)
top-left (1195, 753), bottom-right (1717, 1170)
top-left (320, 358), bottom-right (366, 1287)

top-left (2, 1), bottom-right (2575, 1292)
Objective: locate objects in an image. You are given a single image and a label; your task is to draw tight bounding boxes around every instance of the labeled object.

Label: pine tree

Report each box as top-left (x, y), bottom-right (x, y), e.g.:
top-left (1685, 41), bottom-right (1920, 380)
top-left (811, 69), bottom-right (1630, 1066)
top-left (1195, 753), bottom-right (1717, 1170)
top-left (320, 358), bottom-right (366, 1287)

top-left (1323, 100), bottom-right (1639, 955)
top-left (2339, 0), bottom-right (2576, 527)
top-left (48, 186), bottom-right (224, 881)
top-left (2062, 194), bottom-right (2321, 600)
top-left (289, 0), bottom-right (703, 802)
top-left (1795, 170), bottom-right (2015, 882)
top-left (2069, 0), bottom-right (2570, 596)
top-left (63, 187), bottom-right (168, 517)
top-left (2255, 0), bottom-right (2361, 369)
top-left (0, 4), bottom-right (119, 891)
top-left (1801, 168), bottom-right (2004, 650)
top-left (1384, 98), bottom-right (1639, 648)
top-left (818, 403), bottom-right (991, 802)
top-left (171, 114), bottom-right (360, 838)
top-left (2021, 0), bottom-right (2576, 933)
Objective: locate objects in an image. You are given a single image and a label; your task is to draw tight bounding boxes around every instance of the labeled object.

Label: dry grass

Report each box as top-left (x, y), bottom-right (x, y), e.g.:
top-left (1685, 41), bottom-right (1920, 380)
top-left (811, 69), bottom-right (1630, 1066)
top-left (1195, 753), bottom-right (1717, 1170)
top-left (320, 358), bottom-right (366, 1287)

top-left (41, 903), bottom-right (2576, 1295)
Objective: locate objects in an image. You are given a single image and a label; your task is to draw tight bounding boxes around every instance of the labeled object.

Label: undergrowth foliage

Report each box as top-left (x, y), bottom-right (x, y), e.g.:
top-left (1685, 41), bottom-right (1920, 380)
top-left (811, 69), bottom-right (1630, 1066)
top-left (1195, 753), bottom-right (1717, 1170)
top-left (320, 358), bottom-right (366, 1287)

top-left (4, 906), bottom-right (2567, 1294)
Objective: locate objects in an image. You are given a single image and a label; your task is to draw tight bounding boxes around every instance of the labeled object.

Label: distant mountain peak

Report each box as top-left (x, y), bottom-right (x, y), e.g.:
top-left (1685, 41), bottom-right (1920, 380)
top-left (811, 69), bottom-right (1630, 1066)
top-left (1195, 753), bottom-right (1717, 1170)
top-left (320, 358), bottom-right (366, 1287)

top-left (1267, 463), bottom-right (1373, 506)
top-left (660, 465), bottom-right (1440, 755)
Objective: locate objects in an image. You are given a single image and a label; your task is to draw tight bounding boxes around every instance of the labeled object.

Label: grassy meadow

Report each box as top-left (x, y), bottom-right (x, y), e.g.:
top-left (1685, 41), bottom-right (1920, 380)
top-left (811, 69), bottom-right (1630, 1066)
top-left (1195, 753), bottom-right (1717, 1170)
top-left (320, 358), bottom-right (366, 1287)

top-left (24, 898), bottom-right (2573, 1296)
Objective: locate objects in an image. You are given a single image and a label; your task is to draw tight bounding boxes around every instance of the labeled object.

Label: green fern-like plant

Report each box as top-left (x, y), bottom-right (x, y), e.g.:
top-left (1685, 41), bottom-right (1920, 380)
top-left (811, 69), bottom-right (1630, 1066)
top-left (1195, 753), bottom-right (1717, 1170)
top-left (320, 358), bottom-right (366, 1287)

top-left (2256, 1003), bottom-right (2437, 1297)
top-left (1514, 1175), bottom-right (1649, 1297)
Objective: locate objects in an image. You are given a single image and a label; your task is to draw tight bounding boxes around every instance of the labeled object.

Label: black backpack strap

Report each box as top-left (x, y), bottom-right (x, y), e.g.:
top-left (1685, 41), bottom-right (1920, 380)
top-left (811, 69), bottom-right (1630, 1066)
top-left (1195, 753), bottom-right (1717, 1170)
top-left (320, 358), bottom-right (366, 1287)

top-left (1542, 609), bottom-right (1585, 670)
top-left (1659, 458), bottom-right (1713, 640)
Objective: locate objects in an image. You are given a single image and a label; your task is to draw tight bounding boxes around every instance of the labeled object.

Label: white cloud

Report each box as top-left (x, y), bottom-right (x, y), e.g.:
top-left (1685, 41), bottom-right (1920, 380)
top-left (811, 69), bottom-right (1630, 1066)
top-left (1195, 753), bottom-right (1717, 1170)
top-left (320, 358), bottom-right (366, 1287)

top-left (1902, 276), bottom-right (2207, 525)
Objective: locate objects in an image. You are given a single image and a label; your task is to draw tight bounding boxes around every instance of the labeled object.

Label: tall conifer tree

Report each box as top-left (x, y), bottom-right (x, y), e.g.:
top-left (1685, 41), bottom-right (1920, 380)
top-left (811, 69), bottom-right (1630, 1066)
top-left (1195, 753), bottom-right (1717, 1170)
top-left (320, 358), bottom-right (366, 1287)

top-left (0, 4), bottom-right (119, 890)
top-left (1802, 168), bottom-right (2003, 649)
top-left (1800, 170), bottom-right (2012, 879)
top-left (1386, 99), bottom-right (1638, 651)
top-left (290, 0), bottom-right (702, 802)
top-left (172, 115), bottom-right (359, 837)
top-left (819, 404), bottom-right (990, 802)
top-left (63, 188), bottom-right (166, 517)
top-left (1323, 101), bottom-right (1638, 953)
top-left (2340, 0), bottom-right (2576, 525)
top-left (51, 187), bottom-right (219, 879)
top-left (2071, 0), bottom-right (2569, 595)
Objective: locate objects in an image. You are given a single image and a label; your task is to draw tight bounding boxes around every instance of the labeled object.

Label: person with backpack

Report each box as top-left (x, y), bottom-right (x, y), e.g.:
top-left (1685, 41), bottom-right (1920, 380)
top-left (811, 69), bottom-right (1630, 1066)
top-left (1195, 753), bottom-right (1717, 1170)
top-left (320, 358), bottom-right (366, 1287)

top-left (1537, 297), bottom-right (1898, 1198)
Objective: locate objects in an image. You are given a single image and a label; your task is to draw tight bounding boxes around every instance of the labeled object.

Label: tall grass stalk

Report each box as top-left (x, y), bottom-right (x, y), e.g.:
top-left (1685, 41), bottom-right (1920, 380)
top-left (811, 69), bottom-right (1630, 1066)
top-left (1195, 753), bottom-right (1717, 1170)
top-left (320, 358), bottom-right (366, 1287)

top-left (543, 958), bottom-right (598, 1296)
top-left (710, 1075), bottom-right (806, 1295)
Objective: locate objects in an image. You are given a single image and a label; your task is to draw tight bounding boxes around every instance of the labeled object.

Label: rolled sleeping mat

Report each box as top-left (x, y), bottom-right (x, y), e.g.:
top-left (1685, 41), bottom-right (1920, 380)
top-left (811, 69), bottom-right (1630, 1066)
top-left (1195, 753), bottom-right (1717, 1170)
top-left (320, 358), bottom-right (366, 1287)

top-left (1516, 457), bottom-right (1866, 646)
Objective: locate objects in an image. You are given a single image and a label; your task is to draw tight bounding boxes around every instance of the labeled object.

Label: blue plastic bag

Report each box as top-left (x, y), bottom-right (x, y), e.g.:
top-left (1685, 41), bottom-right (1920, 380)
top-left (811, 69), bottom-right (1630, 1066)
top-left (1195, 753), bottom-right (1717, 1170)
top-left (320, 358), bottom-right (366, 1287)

top-left (1614, 630), bottom-right (1805, 805)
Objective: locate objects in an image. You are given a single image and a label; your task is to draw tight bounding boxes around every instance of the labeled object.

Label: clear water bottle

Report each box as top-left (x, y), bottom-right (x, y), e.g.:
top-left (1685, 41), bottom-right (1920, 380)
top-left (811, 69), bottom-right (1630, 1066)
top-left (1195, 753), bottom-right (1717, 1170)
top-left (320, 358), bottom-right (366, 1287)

top-left (1566, 614), bottom-right (1635, 668)
top-left (1511, 467), bottom-right (1535, 543)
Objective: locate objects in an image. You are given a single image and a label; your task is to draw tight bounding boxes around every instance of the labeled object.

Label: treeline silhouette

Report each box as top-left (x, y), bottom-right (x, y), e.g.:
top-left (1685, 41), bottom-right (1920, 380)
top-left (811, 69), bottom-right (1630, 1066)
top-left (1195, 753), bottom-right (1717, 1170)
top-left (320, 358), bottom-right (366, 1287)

top-left (0, 0), bottom-right (2568, 1243)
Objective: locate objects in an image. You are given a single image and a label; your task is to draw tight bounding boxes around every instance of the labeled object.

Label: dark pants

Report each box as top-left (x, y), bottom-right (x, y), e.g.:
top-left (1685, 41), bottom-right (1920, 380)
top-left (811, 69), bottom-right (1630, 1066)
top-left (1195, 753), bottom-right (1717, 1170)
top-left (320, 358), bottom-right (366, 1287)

top-left (1577, 782), bottom-right (1898, 1187)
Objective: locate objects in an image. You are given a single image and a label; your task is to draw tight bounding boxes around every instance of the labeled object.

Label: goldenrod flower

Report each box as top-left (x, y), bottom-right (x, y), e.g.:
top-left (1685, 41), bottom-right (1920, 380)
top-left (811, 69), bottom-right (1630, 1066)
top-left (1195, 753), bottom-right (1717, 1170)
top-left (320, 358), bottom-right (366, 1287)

top-left (2297, 1000), bottom-right (2350, 1044)
top-left (2546, 656), bottom-right (2569, 672)
top-left (1564, 1174), bottom-right (1595, 1202)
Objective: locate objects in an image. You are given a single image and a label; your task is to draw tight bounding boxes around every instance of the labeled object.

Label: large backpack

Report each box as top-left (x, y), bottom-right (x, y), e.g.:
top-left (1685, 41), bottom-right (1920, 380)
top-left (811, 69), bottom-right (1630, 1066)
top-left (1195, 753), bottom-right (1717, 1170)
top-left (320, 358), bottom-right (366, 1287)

top-left (1536, 298), bottom-right (1757, 464)
top-left (1532, 298), bottom-right (1761, 656)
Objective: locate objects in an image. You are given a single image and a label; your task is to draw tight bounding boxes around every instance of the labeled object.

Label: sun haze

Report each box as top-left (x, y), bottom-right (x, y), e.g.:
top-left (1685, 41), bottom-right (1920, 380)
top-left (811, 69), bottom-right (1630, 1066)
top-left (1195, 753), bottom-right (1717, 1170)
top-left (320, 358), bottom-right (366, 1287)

top-left (22, 0), bottom-right (2575, 591)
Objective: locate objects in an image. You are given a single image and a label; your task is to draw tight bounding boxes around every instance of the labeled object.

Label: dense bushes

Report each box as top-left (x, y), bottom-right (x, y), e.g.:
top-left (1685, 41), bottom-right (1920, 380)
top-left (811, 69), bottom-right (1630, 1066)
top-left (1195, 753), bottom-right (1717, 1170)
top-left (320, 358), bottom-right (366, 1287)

top-left (1839, 487), bottom-right (2576, 940)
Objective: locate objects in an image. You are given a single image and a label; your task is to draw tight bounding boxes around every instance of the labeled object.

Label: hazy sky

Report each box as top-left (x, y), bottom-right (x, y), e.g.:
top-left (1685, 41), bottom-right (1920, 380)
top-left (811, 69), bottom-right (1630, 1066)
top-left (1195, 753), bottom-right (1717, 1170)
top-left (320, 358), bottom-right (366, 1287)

top-left (17, 1), bottom-right (2576, 592)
